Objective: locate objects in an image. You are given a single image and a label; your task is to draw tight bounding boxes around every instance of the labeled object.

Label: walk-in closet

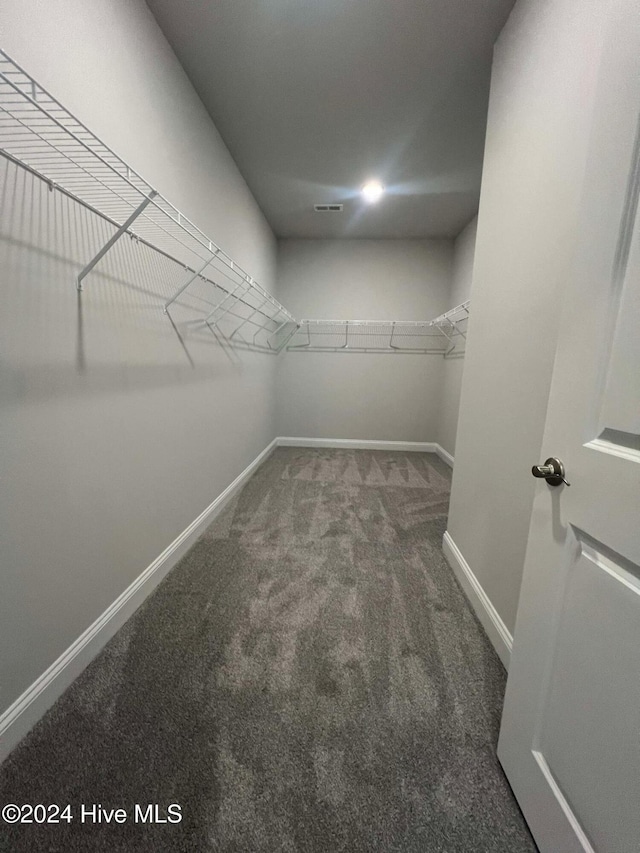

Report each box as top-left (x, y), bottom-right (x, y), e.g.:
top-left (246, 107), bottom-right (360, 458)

top-left (1, 2), bottom-right (638, 851)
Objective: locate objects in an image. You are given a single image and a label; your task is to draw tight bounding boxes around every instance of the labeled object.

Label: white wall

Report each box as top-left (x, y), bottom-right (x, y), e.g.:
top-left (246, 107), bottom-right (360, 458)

top-left (0, 0), bottom-right (277, 716)
top-left (446, 0), bottom-right (610, 640)
top-left (436, 216), bottom-right (477, 457)
top-left (275, 239), bottom-right (452, 441)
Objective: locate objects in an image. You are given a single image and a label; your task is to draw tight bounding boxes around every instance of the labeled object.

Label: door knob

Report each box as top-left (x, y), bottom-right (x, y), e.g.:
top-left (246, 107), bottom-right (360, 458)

top-left (531, 457), bottom-right (570, 487)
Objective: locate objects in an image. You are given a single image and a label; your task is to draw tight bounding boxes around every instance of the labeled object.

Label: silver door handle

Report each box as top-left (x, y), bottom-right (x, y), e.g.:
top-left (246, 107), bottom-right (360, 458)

top-left (531, 457), bottom-right (570, 487)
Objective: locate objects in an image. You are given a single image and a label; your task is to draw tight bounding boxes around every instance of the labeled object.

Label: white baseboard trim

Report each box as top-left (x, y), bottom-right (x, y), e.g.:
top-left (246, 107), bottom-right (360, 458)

top-left (277, 436), bottom-right (438, 453)
top-left (0, 437), bottom-right (278, 764)
top-left (435, 445), bottom-right (454, 468)
top-left (442, 530), bottom-right (512, 669)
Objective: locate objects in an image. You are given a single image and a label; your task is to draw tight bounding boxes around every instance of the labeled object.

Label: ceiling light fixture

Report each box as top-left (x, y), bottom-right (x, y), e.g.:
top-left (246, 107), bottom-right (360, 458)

top-left (361, 180), bottom-right (384, 203)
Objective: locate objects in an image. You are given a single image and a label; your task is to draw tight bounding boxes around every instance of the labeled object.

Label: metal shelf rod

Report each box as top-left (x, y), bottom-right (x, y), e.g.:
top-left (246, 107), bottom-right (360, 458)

top-left (0, 148), bottom-right (293, 329)
top-left (163, 252), bottom-right (219, 312)
top-left (286, 305), bottom-right (470, 355)
top-left (1, 51), bottom-right (471, 358)
top-left (0, 48), bottom-right (294, 335)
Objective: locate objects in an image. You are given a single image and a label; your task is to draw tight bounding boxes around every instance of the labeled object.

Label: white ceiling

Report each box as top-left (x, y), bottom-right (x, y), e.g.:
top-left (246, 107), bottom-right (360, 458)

top-left (145, 0), bottom-right (515, 239)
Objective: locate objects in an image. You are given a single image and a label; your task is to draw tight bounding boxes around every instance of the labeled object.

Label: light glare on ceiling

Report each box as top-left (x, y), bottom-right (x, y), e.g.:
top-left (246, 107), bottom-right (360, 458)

top-left (361, 180), bottom-right (384, 203)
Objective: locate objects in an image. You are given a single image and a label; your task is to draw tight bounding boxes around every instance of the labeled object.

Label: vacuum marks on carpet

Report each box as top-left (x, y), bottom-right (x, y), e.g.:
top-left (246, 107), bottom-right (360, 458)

top-left (0, 448), bottom-right (536, 852)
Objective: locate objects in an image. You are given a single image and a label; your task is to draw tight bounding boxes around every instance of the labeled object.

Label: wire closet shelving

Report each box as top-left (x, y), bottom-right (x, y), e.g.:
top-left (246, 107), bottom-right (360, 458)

top-left (0, 48), bottom-right (298, 352)
top-left (287, 301), bottom-right (469, 355)
top-left (0, 48), bottom-right (470, 358)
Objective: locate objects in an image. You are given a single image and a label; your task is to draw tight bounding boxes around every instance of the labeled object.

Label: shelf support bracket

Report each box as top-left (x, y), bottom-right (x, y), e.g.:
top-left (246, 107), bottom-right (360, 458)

top-left (287, 322), bottom-right (311, 349)
top-left (269, 323), bottom-right (300, 352)
top-left (266, 318), bottom-right (290, 346)
top-left (389, 321), bottom-right (400, 350)
top-left (76, 190), bottom-right (157, 291)
top-left (230, 293), bottom-right (271, 340)
top-left (164, 249), bottom-right (219, 313)
top-left (203, 276), bottom-right (250, 326)
top-left (437, 320), bottom-right (457, 357)
top-left (267, 319), bottom-right (297, 351)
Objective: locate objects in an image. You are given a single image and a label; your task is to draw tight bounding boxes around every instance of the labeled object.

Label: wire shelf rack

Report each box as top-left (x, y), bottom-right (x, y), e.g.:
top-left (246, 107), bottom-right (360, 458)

top-left (430, 300), bottom-right (470, 356)
top-left (0, 48), bottom-right (470, 357)
top-left (0, 48), bottom-right (297, 352)
top-left (287, 301), bottom-right (470, 355)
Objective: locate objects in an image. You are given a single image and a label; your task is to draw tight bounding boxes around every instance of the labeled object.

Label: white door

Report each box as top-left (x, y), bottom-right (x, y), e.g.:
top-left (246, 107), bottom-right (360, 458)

top-left (497, 4), bottom-right (640, 852)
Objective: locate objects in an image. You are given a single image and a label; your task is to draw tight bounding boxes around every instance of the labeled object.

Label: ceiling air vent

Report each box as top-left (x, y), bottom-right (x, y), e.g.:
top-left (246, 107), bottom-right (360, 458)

top-left (314, 203), bottom-right (343, 212)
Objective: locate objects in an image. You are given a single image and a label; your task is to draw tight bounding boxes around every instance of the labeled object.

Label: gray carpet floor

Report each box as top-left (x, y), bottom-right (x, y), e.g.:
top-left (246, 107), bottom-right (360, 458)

top-left (0, 448), bottom-right (537, 852)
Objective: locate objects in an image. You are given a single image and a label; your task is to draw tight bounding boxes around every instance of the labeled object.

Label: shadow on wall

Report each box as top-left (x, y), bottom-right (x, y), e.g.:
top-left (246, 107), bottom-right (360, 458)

top-left (0, 158), bottom-right (280, 408)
